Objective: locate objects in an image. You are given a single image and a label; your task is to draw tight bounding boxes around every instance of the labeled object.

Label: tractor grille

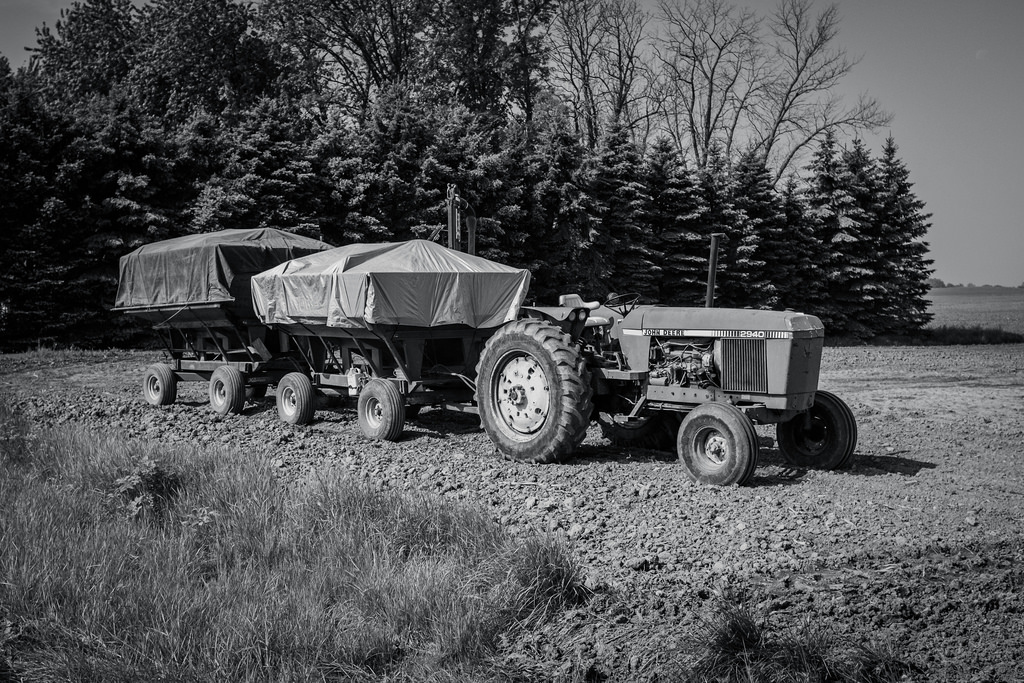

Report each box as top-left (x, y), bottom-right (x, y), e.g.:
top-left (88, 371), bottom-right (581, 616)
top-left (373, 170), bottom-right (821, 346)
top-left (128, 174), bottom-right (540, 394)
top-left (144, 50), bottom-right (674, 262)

top-left (720, 338), bottom-right (768, 393)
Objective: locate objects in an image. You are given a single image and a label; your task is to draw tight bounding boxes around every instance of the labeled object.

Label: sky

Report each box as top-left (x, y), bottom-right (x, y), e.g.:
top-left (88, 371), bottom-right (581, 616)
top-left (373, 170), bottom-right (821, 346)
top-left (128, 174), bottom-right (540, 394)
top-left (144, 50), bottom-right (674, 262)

top-left (1, 0), bottom-right (1022, 287)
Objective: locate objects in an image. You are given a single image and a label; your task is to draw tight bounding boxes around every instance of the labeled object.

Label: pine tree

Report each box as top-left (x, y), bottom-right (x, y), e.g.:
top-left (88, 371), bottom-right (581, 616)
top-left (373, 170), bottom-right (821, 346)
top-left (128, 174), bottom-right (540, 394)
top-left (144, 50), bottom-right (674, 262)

top-left (645, 136), bottom-right (706, 306)
top-left (588, 123), bottom-right (659, 299)
top-left (802, 130), bottom-right (874, 336)
top-left (696, 145), bottom-right (744, 308)
top-left (730, 149), bottom-right (781, 309)
top-left (188, 97), bottom-right (325, 238)
top-left (776, 175), bottom-right (821, 313)
top-left (877, 136), bottom-right (934, 334)
top-left (841, 138), bottom-right (887, 335)
top-left (516, 96), bottom-right (600, 300)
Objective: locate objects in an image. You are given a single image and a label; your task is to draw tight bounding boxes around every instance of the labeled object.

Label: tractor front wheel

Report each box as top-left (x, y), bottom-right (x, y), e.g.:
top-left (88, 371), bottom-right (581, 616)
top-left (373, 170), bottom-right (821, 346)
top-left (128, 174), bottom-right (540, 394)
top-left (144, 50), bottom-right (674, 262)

top-left (276, 372), bottom-right (315, 425)
top-left (476, 319), bottom-right (592, 463)
top-left (776, 390), bottom-right (857, 469)
top-left (677, 403), bottom-right (759, 486)
top-left (209, 366), bottom-right (246, 415)
top-left (143, 363), bottom-right (177, 406)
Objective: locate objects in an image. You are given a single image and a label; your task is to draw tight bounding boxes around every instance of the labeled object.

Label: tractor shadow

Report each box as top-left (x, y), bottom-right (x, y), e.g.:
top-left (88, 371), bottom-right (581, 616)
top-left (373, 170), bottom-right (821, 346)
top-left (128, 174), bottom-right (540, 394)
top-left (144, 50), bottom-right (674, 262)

top-left (757, 446), bottom-right (937, 480)
top-left (844, 451), bottom-right (937, 477)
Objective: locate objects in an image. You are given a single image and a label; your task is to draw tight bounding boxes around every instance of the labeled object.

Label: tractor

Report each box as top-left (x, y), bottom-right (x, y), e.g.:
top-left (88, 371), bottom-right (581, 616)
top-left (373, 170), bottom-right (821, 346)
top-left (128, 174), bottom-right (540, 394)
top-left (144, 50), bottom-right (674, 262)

top-left (477, 287), bottom-right (856, 486)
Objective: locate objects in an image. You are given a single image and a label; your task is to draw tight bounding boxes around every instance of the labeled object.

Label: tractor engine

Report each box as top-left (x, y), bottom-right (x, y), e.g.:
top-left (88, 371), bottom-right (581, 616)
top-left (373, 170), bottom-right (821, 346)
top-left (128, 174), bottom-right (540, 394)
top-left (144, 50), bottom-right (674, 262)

top-left (648, 338), bottom-right (717, 388)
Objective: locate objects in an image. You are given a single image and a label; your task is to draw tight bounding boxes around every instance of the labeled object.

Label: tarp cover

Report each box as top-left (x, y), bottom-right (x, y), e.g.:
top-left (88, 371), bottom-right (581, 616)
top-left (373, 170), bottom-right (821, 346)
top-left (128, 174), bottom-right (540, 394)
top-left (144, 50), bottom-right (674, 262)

top-left (251, 240), bottom-right (530, 329)
top-left (115, 228), bottom-right (333, 316)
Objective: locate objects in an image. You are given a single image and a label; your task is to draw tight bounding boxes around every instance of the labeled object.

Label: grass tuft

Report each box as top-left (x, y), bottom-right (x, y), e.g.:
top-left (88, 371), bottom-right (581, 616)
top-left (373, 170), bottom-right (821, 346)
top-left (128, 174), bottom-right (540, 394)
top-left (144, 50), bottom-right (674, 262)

top-left (665, 599), bottom-right (919, 683)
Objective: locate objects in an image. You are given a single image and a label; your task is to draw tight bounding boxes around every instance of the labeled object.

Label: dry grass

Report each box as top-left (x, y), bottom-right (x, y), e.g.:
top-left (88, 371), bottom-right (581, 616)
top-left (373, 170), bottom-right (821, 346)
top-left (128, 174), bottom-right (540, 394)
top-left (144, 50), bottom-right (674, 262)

top-left (0, 394), bottom-right (589, 682)
top-left (660, 600), bottom-right (919, 683)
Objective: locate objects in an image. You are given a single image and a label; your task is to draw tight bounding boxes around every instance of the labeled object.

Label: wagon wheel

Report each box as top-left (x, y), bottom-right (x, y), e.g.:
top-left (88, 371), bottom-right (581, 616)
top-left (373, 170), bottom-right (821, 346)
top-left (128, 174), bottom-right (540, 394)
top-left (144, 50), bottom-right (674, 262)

top-left (476, 319), bottom-right (592, 464)
top-left (677, 403), bottom-right (759, 486)
top-left (142, 363), bottom-right (177, 406)
top-left (357, 378), bottom-right (406, 441)
top-left (276, 372), bottom-right (316, 425)
top-left (776, 390), bottom-right (858, 469)
top-left (209, 366), bottom-right (246, 415)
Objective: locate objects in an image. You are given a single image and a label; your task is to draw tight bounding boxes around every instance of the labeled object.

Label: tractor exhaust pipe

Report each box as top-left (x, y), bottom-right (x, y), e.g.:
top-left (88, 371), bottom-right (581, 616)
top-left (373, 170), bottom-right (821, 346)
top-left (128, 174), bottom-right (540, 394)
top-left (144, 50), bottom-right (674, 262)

top-left (705, 233), bottom-right (724, 308)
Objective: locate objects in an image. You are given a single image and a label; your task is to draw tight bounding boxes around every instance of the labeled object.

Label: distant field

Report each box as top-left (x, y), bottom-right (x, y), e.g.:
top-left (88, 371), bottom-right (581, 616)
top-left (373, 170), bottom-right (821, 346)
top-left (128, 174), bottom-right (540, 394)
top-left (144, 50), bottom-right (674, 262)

top-left (927, 286), bottom-right (1024, 335)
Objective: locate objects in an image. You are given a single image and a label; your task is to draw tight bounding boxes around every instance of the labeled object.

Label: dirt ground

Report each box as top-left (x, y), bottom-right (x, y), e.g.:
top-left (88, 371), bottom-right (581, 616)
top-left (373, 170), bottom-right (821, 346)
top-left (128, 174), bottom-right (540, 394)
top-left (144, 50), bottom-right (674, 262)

top-left (2, 343), bottom-right (1023, 681)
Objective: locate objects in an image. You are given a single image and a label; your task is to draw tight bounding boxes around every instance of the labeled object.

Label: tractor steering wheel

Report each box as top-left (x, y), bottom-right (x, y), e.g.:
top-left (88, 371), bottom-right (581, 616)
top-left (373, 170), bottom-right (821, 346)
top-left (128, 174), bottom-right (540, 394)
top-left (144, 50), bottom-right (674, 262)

top-left (604, 292), bottom-right (641, 316)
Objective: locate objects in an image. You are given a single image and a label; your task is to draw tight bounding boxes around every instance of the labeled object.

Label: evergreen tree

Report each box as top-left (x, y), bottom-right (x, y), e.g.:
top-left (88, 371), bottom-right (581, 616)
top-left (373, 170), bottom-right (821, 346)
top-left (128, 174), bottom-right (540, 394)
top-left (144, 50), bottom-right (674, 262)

top-left (510, 97), bottom-right (599, 300)
top-left (840, 138), bottom-right (887, 335)
top-left (802, 130), bottom-right (873, 336)
top-left (877, 136), bottom-right (933, 334)
top-left (729, 149), bottom-right (780, 309)
top-left (645, 136), bottom-right (706, 306)
top-left (189, 97), bottom-right (325, 238)
top-left (776, 175), bottom-right (821, 313)
top-left (588, 123), bottom-right (659, 299)
top-left (696, 145), bottom-right (744, 308)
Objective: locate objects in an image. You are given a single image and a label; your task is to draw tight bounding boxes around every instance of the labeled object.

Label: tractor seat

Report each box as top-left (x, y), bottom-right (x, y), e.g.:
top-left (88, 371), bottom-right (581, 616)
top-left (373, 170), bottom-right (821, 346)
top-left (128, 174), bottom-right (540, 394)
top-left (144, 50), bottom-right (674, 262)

top-left (558, 293), bottom-right (601, 310)
top-left (558, 294), bottom-right (609, 327)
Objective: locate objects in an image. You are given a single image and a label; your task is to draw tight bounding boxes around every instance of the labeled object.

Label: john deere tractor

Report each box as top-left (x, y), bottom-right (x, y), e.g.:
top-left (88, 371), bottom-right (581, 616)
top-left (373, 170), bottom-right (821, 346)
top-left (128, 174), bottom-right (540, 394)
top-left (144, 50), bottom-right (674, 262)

top-left (475, 241), bottom-right (856, 486)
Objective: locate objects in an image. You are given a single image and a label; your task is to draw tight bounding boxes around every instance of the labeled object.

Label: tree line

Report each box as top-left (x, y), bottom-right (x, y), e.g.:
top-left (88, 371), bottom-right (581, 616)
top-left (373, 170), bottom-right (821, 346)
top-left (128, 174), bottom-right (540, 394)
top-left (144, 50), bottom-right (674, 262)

top-left (0, 0), bottom-right (932, 350)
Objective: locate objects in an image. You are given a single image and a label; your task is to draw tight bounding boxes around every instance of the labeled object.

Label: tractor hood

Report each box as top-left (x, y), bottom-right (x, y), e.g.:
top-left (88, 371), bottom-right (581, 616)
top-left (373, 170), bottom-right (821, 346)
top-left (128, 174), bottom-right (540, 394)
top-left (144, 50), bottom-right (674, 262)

top-left (622, 307), bottom-right (824, 338)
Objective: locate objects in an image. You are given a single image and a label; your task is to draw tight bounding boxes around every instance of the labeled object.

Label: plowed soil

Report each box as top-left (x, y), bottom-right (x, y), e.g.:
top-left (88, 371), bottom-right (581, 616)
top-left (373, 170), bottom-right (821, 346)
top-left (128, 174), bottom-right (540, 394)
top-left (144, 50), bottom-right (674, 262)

top-left (2, 344), bottom-right (1022, 681)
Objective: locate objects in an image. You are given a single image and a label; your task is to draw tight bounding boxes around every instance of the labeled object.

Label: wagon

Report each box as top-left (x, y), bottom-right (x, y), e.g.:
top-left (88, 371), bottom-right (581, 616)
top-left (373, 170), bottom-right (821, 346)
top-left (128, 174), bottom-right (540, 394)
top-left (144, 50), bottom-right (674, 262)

top-left (114, 228), bottom-right (333, 413)
top-left (250, 239), bottom-right (531, 438)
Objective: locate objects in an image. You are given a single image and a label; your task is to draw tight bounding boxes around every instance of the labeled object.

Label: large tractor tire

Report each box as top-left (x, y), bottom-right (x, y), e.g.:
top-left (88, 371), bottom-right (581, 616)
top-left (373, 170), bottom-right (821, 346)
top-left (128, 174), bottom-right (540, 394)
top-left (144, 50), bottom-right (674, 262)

top-left (476, 319), bottom-right (592, 463)
top-left (357, 378), bottom-right (406, 442)
top-left (677, 403), bottom-right (759, 486)
top-left (143, 363), bottom-right (177, 406)
top-left (209, 366), bottom-right (246, 415)
top-left (276, 372), bottom-right (316, 425)
top-left (598, 411), bottom-right (682, 451)
top-left (776, 390), bottom-right (857, 469)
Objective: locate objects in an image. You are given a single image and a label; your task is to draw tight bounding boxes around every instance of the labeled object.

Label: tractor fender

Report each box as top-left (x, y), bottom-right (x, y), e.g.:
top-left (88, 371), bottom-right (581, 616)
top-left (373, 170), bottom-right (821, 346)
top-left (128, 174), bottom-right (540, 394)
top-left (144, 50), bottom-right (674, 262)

top-left (519, 306), bottom-right (589, 340)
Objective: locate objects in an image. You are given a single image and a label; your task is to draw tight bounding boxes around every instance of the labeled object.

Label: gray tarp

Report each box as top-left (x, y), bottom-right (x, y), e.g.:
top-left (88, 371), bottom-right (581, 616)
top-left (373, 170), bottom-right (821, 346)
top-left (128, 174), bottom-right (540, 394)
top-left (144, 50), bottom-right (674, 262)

top-left (251, 240), bottom-right (530, 329)
top-left (115, 228), bottom-right (333, 317)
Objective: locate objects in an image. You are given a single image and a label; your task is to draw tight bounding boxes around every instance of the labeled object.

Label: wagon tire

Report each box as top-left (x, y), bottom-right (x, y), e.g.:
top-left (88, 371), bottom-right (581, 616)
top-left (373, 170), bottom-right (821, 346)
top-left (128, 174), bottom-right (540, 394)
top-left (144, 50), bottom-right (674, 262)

top-left (276, 372), bottom-right (315, 425)
top-left (209, 366), bottom-right (246, 415)
top-left (677, 403), bottom-right (759, 486)
top-left (476, 319), bottom-right (592, 464)
top-left (777, 390), bottom-right (858, 469)
top-left (357, 379), bottom-right (405, 441)
top-left (143, 363), bottom-right (177, 406)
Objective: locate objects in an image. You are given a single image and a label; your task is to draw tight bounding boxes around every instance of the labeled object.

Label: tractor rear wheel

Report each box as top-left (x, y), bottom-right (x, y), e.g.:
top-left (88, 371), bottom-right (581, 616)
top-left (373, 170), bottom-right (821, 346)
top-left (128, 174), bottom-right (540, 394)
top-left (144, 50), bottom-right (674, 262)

top-left (143, 363), bottom-right (177, 406)
top-left (357, 379), bottom-right (406, 441)
top-left (677, 403), bottom-right (759, 486)
top-left (209, 366), bottom-right (246, 415)
top-left (776, 390), bottom-right (857, 469)
top-left (476, 319), bottom-right (592, 463)
top-left (276, 372), bottom-right (315, 425)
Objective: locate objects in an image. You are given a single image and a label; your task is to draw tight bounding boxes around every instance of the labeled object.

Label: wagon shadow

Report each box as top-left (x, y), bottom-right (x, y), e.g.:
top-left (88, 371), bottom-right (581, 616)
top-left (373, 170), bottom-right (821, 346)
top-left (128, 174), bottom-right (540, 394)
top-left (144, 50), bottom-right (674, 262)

top-left (399, 409), bottom-right (485, 439)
